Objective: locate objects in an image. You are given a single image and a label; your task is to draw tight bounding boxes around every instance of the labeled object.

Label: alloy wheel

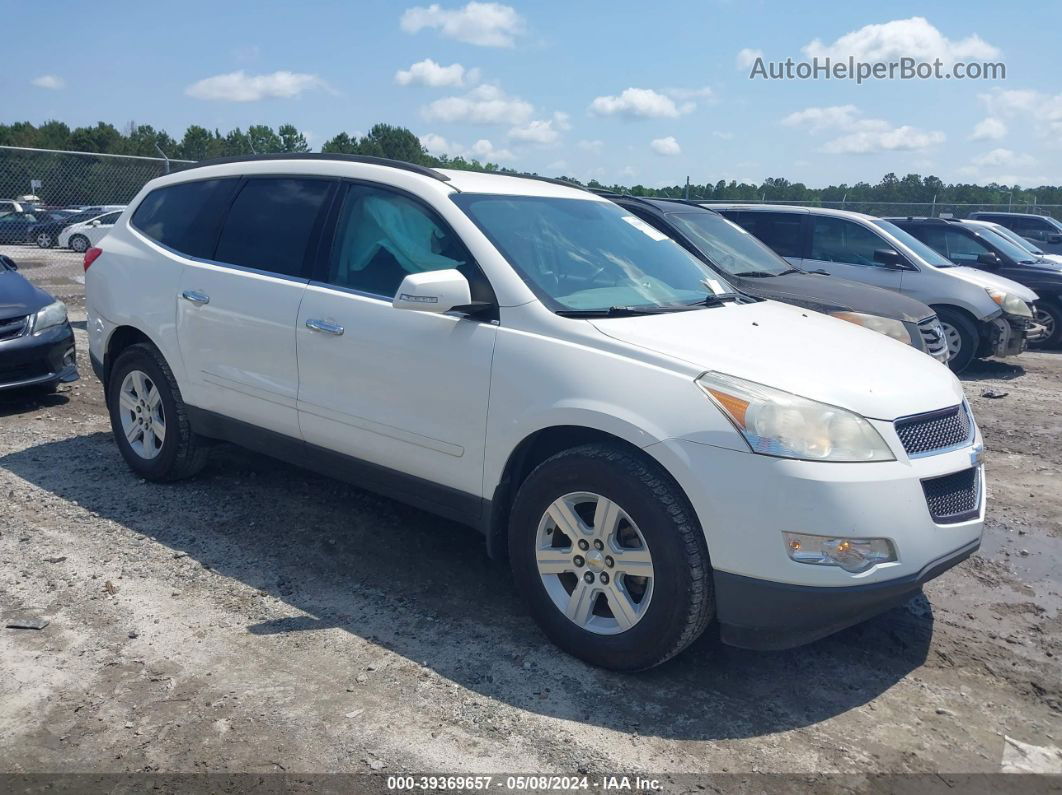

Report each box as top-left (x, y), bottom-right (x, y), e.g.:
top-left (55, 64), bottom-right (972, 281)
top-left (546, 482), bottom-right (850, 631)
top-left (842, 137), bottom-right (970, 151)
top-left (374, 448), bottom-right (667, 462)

top-left (36, 232), bottom-right (53, 248)
top-left (70, 235), bottom-right (89, 253)
top-left (1034, 308), bottom-right (1056, 342)
top-left (118, 370), bottom-right (166, 460)
top-left (940, 321), bottom-right (962, 360)
top-left (535, 491), bottom-right (654, 635)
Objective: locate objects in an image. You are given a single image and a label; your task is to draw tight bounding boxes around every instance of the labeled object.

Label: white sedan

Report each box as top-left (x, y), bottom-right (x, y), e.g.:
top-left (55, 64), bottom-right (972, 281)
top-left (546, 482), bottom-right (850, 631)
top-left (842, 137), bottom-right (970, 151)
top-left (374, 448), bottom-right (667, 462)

top-left (59, 210), bottom-right (123, 253)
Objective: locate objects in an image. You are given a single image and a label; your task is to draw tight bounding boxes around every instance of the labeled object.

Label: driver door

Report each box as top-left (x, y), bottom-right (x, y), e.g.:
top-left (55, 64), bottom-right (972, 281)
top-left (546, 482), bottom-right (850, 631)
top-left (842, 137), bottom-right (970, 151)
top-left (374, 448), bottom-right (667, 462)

top-left (296, 183), bottom-right (497, 501)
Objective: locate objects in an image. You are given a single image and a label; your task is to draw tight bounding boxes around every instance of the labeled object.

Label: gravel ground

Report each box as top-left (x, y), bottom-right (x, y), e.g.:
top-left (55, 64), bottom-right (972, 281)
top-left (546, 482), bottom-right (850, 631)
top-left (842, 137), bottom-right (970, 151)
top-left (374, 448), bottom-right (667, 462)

top-left (1, 244), bottom-right (1060, 778)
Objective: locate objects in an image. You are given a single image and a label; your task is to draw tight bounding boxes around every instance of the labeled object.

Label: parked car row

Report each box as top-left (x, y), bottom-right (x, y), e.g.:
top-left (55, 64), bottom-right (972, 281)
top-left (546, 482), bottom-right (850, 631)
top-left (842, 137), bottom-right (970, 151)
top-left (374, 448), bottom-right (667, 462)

top-left (0, 200), bottom-right (126, 251)
top-left (83, 154), bottom-right (994, 671)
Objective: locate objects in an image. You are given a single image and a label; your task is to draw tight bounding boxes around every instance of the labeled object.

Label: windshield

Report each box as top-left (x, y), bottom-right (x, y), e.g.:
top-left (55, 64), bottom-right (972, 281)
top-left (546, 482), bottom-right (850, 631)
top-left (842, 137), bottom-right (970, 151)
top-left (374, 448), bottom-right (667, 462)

top-left (666, 211), bottom-right (795, 277)
top-left (872, 220), bottom-right (955, 267)
top-left (452, 194), bottom-right (732, 312)
top-left (977, 227), bottom-right (1040, 263)
top-left (985, 223), bottom-right (1044, 254)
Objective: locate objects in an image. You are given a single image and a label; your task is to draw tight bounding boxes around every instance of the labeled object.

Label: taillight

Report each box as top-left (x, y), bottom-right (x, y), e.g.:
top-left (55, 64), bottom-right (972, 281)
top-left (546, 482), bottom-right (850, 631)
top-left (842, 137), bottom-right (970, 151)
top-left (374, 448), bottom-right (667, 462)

top-left (83, 247), bottom-right (102, 271)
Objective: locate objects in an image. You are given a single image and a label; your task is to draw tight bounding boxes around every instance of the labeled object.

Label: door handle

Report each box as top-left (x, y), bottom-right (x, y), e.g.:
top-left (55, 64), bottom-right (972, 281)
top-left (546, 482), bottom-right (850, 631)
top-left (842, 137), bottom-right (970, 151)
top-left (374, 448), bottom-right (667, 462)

top-left (305, 318), bottom-right (344, 336)
top-left (181, 290), bottom-right (210, 306)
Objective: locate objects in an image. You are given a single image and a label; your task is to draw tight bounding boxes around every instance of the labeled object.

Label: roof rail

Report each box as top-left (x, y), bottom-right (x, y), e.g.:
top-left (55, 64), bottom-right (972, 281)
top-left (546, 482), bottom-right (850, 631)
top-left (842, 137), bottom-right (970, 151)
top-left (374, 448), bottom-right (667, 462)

top-left (183, 153), bottom-right (452, 183)
top-left (506, 173), bottom-right (589, 191)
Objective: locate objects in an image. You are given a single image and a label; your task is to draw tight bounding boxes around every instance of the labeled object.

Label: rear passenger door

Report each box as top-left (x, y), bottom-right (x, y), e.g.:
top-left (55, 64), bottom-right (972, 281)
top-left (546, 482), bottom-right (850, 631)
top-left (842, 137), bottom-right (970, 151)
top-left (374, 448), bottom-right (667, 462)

top-left (296, 182), bottom-right (497, 501)
top-left (803, 216), bottom-right (905, 291)
top-left (724, 211), bottom-right (806, 267)
top-left (175, 176), bottom-right (334, 438)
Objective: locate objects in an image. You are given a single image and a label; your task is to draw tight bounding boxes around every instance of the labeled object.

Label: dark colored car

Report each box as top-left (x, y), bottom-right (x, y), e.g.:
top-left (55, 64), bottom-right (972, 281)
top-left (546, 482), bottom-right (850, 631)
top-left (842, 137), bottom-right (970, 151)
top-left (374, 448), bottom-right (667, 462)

top-left (0, 254), bottom-right (79, 392)
top-left (28, 209), bottom-right (105, 248)
top-left (967, 211), bottom-right (1062, 255)
top-left (604, 195), bottom-right (950, 362)
top-left (0, 211), bottom-right (43, 244)
top-left (887, 217), bottom-right (1062, 348)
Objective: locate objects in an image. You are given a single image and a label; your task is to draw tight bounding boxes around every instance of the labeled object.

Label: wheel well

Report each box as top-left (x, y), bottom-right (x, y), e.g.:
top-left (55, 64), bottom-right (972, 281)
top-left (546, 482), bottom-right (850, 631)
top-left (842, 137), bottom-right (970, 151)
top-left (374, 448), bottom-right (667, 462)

top-left (485, 426), bottom-right (649, 561)
top-left (930, 304), bottom-right (983, 336)
top-left (104, 326), bottom-right (154, 390)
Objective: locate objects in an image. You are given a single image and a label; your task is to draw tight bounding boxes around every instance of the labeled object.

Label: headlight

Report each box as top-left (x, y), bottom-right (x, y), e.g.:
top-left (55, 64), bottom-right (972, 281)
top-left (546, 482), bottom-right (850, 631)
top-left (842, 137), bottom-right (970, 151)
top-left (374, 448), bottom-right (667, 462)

top-left (783, 532), bottom-right (896, 573)
top-left (830, 311), bottom-right (912, 345)
top-left (32, 300), bottom-right (68, 335)
top-left (986, 288), bottom-right (1033, 318)
top-left (697, 372), bottom-right (895, 462)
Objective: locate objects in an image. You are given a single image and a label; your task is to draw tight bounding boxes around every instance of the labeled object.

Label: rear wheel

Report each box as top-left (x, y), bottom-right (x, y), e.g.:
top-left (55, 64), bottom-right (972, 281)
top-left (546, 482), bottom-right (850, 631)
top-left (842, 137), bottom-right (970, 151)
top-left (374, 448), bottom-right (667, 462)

top-left (936, 307), bottom-right (978, 373)
top-left (107, 343), bottom-right (208, 481)
top-left (509, 443), bottom-right (713, 671)
top-left (36, 232), bottom-right (54, 248)
top-left (69, 234), bottom-right (89, 253)
top-left (1032, 300), bottom-right (1062, 348)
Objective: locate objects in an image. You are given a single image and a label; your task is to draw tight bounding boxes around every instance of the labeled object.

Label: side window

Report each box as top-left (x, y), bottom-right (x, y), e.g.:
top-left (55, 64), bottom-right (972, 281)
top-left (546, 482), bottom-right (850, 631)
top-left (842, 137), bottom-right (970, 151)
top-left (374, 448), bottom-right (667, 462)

top-left (326, 185), bottom-right (483, 300)
top-left (215, 177), bottom-right (333, 278)
top-left (743, 213), bottom-right (803, 258)
top-left (131, 178), bottom-right (239, 259)
top-left (941, 229), bottom-right (991, 263)
top-left (809, 217), bottom-right (886, 266)
top-left (98, 212), bottom-right (121, 226)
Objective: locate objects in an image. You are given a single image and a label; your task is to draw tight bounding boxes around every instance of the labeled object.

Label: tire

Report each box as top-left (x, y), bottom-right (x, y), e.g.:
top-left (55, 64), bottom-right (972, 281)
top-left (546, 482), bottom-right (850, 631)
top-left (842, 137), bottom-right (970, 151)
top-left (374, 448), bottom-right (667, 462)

top-left (1031, 300), bottom-right (1062, 349)
top-left (36, 232), bottom-right (54, 248)
top-left (107, 343), bottom-right (208, 481)
top-left (509, 443), bottom-right (713, 671)
top-left (69, 234), bottom-right (89, 253)
top-left (936, 307), bottom-right (979, 373)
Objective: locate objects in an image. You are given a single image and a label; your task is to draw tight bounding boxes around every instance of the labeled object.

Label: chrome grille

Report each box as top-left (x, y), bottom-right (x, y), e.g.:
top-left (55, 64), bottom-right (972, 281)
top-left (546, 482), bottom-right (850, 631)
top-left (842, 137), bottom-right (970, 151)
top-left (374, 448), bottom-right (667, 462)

top-left (918, 317), bottom-right (948, 361)
top-left (922, 468), bottom-right (980, 524)
top-left (895, 404), bottom-right (972, 456)
top-left (0, 314), bottom-right (29, 341)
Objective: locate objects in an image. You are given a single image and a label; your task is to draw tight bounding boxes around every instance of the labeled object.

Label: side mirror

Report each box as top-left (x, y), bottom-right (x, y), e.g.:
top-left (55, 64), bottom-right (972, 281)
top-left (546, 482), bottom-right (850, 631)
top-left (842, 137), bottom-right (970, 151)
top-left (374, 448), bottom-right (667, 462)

top-left (393, 269), bottom-right (472, 314)
top-left (90, 220), bottom-right (101, 227)
top-left (977, 252), bottom-right (1002, 267)
top-left (0, 255), bottom-right (17, 271)
top-left (1047, 234), bottom-right (1062, 245)
top-left (873, 248), bottom-right (908, 269)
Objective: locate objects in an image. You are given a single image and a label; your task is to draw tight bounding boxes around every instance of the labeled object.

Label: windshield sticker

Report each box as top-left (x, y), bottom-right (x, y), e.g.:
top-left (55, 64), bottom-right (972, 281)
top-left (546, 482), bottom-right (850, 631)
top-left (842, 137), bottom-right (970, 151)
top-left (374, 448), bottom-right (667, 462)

top-left (621, 215), bottom-right (670, 242)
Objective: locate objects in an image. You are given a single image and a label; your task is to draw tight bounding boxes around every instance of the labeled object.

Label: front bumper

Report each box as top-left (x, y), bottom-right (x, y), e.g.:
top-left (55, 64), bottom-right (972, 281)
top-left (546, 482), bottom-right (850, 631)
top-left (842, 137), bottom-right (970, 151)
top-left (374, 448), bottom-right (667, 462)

top-left (714, 538), bottom-right (979, 649)
top-left (985, 313), bottom-right (1030, 357)
top-left (0, 322), bottom-right (79, 391)
top-left (646, 430), bottom-right (985, 649)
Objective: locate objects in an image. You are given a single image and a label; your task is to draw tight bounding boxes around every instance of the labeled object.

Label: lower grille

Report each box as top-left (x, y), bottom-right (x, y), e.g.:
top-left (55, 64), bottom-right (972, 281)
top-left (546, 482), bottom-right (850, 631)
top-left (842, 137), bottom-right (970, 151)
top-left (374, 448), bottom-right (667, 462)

top-left (918, 317), bottom-right (949, 361)
top-left (0, 314), bottom-right (29, 341)
top-left (922, 468), bottom-right (980, 524)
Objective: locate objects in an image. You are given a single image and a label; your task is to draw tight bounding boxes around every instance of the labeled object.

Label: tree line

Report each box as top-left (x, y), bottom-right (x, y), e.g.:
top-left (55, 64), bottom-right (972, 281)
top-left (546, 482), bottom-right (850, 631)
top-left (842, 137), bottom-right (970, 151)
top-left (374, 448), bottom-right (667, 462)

top-left (1, 118), bottom-right (1059, 208)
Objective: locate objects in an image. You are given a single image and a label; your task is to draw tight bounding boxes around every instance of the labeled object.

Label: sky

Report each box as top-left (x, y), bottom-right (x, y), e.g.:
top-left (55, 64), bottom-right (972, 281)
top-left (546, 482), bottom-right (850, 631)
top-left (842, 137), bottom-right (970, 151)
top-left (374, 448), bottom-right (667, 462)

top-left (4, 0), bottom-right (1061, 188)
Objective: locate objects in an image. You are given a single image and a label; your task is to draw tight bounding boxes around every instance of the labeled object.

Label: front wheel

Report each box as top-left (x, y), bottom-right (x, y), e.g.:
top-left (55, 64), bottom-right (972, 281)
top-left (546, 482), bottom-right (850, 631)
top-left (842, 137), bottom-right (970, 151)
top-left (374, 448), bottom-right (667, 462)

top-left (69, 234), bottom-right (90, 253)
top-left (1032, 300), bottom-right (1062, 348)
top-left (509, 444), bottom-right (714, 671)
top-left (36, 232), bottom-right (54, 248)
top-left (936, 307), bottom-right (978, 373)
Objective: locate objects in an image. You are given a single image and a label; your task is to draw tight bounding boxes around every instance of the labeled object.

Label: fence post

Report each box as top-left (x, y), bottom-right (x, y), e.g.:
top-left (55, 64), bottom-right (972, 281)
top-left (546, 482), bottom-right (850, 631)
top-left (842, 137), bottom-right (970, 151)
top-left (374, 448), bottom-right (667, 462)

top-left (930, 194), bottom-right (937, 217)
top-left (154, 143), bottom-right (170, 174)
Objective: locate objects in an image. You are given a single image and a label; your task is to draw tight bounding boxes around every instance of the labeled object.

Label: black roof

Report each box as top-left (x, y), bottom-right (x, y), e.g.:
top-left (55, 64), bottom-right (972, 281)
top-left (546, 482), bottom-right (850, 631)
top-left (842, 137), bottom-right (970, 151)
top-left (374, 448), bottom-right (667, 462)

top-left (593, 191), bottom-right (719, 214)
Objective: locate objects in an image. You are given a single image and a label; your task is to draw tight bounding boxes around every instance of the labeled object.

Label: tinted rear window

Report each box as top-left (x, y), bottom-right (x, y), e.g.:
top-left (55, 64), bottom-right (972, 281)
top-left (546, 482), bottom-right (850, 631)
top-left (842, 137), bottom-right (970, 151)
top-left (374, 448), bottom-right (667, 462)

top-left (214, 177), bottom-right (333, 278)
top-left (723, 211), bottom-right (804, 258)
top-left (131, 178), bottom-right (239, 258)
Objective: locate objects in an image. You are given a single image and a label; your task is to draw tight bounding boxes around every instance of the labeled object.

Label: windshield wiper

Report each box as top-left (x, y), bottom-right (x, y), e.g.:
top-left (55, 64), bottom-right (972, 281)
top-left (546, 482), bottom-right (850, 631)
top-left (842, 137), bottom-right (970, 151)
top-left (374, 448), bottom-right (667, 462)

top-left (732, 270), bottom-right (781, 278)
top-left (556, 305), bottom-right (696, 318)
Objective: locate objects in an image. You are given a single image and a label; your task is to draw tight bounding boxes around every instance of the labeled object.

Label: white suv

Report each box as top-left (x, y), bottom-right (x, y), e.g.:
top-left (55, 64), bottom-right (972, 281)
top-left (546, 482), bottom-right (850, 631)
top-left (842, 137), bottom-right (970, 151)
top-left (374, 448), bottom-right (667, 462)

top-left (85, 155), bottom-right (985, 670)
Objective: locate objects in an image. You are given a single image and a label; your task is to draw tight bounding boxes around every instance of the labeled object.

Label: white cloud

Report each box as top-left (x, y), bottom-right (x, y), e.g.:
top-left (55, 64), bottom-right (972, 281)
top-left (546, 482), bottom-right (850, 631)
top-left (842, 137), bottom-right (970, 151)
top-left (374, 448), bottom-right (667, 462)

top-left (31, 74), bottom-right (65, 90)
top-left (422, 83), bottom-right (533, 124)
top-left (395, 59), bottom-right (477, 87)
top-left (577, 139), bottom-right (604, 152)
top-left (508, 112), bottom-right (570, 144)
top-left (400, 2), bottom-right (525, 47)
top-left (980, 88), bottom-right (1062, 136)
top-left (970, 117), bottom-right (1007, 141)
top-left (650, 136), bottom-right (681, 156)
top-left (971, 148), bottom-right (1034, 168)
top-left (783, 104), bottom-right (945, 154)
top-left (588, 88), bottom-right (692, 119)
top-left (420, 132), bottom-right (514, 162)
top-left (185, 70), bottom-right (326, 101)
top-left (803, 17), bottom-right (999, 65)
top-left (736, 48), bottom-right (763, 69)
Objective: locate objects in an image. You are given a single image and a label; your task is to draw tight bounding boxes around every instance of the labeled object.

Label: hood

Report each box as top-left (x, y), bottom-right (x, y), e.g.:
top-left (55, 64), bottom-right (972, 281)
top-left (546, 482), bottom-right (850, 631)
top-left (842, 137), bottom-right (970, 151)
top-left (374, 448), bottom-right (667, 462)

top-left (590, 300), bottom-right (963, 421)
top-left (740, 272), bottom-right (933, 323)
top-left (1043, 254), bottom-right (1062, 266)
top-left (0, 269), bottom-right (53, 321)
top-left (944, 265), bottom-right (1039, 302)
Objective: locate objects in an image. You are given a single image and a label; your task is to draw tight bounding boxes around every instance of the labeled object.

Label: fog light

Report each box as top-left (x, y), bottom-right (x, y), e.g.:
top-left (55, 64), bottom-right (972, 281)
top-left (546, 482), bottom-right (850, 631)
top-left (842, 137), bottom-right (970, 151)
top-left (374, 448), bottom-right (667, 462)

top-left (783, 532), bottom-right (896, 573)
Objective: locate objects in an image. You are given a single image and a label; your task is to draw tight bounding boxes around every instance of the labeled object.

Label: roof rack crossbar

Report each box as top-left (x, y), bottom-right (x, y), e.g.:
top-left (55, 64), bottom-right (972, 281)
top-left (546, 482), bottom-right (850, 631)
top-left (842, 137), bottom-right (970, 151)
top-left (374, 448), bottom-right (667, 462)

top-left (182, 153), bottom-right (452, 182)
